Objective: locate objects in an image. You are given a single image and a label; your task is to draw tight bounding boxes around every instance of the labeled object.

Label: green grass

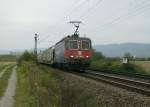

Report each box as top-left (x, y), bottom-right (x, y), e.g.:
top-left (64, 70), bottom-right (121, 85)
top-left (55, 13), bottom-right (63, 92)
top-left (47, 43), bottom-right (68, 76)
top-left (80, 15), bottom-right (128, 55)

top-left (0, 65), bottom-right (13, 98)
top-left (131, 61), bottom-right (150, 74)
top-left (14, 64), bottom-right (37, 107)
top-left (90, 60), bottom-right (122, 72)
top-left (14, 62), bottom-right (60, 107)
top-left (0, 55), bottom-right (16, 62)
top-left (14, 62), bottom-right (100, 107)
top-left (0, 65), bottom-right (5, 72)
top-left (90, 59), bottom-right (147, 75)
top-left (0, 64), bottom-right (10, 72)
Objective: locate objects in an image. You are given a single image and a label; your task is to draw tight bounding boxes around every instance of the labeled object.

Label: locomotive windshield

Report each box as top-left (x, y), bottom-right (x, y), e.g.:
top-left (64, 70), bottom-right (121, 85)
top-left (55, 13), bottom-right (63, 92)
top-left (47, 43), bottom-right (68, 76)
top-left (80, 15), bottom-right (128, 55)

top-left (66, 39), bottom-right (91, 50)
top-left (82, 40), bottom-right (91, 49)
top-left (67, 40), bottom-right (78, 49)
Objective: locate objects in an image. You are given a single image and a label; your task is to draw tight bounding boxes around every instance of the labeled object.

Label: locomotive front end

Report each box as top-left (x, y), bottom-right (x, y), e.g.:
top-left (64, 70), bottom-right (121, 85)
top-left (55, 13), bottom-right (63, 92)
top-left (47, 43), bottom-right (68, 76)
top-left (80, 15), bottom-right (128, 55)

top-left (64, 37), bottom-right (92, 70)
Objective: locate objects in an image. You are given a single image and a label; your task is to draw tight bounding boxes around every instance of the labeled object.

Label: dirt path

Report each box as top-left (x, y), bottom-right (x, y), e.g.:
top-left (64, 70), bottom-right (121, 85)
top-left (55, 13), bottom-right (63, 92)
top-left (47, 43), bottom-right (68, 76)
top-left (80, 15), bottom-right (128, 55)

top-left (0, 66), bottom-right (17, 107)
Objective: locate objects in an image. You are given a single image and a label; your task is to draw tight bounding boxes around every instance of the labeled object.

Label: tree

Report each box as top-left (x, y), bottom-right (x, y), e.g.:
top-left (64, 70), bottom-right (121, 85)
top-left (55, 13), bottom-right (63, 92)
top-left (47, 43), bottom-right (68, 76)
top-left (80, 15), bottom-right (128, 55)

top-left (18, 51), bottom-right (36, 64)
top-left (92, 49), bottom-right (105, 61)
top-left (124, 52), bottom-right (133, 59)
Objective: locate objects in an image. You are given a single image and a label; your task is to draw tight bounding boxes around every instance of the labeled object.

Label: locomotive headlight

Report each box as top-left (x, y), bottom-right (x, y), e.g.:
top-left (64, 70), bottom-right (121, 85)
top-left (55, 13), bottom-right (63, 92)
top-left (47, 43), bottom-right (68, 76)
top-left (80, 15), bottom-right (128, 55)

top-left (86, 56), bottom-right (89, 58)
top-left (70, 55), bottom-right (74, 58)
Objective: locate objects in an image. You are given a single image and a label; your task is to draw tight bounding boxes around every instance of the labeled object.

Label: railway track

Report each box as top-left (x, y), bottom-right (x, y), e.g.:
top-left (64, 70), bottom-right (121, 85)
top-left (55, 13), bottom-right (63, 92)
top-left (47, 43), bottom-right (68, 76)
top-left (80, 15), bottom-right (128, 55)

top-left (42, 64), bottom-right (150, 96)
top-left (77, 70), bottom-right (150, 96)
top-left (89, 69), bottom-right (150, 80)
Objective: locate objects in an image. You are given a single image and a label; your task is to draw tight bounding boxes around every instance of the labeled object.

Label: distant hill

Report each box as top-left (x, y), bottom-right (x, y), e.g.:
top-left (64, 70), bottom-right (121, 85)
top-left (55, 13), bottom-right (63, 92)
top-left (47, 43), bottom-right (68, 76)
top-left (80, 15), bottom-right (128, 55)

top-left (0, 50), bottom-right (10, 55)
top-left (0, 49), bottom-right (25, 55)
top-left (94, 43), bottom-right (150, 58)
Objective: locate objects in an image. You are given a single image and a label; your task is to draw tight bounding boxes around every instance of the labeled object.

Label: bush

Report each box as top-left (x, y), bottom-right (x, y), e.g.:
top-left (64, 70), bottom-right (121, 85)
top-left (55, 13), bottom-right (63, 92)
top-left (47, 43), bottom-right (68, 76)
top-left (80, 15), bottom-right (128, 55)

top-left (121, 63), bottom-right (146, 75)
top-left (90, 60), bottom-right (122, 72)
top-left (90, 59), bottom-right (147, 75)
top-left (18, 51), bottom-right (36, 64)
top-left (92, 51), bottom-right (105, 61)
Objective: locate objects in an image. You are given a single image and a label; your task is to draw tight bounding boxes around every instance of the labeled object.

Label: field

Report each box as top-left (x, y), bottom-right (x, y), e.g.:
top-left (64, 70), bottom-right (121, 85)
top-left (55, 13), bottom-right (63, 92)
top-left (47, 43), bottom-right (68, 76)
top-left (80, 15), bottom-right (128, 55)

top-left (0, 55), bottom-right (16, 66)
top-left (89, 58), bottom-right (148, 75)
top-left (0, 61), bottom-right (16, 65)
top-left (132, 61), bottom-right (150, 74)
top-left (0, 55), bottom-right (16, 62)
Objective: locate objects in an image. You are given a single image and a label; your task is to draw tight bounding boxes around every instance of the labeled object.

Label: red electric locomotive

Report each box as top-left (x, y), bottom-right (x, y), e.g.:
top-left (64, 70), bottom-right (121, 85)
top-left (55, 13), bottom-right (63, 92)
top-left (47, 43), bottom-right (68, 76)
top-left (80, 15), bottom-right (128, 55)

top-left (38, 21), bottom-right (92, 71)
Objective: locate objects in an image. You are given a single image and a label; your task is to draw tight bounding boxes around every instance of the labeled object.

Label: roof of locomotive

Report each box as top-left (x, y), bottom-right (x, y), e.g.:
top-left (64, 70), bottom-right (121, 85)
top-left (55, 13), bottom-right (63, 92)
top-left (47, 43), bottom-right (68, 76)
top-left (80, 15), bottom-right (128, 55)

top-left (55, 35), bottom-right (91, 45)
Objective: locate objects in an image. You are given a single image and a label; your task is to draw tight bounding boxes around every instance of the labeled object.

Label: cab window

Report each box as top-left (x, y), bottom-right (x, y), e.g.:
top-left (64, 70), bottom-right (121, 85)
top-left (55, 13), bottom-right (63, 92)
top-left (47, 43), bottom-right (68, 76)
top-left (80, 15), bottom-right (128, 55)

top-left (66, 40), bottom-right (78, 49)
top-left (82, 40), bottom-right (91, 49)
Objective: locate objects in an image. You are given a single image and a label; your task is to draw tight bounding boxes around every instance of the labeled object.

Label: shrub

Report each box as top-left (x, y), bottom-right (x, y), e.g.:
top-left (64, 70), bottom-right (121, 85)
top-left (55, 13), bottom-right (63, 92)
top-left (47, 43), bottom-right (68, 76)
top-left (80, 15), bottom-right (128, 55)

top-left (90, 58), bottom-right (147, 75)
top-left (92, 51), bottom-right (105, 61)
top-left (18, 51), bottom-right (36, 64)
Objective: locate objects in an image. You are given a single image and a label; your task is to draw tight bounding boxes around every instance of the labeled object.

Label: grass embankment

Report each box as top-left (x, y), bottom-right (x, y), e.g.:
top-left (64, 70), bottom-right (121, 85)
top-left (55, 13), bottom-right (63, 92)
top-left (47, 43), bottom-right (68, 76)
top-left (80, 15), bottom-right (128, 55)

top-left (131, 61), bottom-right (150, 75)
top-left (14, 62), bottom-right (60, 107)
top-left (14, 62), bottom-right (99, 107)
top-left (90, 59), bottom-right (147, 75)
top-left (90, 51), bottom-right (148, 75)
top-left (0, 65), bottom-right (14, 98)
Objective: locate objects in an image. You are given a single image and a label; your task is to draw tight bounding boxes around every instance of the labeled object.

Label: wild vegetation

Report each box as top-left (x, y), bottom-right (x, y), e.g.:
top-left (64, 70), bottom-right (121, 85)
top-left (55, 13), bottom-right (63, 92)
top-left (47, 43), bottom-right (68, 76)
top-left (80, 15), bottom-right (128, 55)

top-left (0, 65), bottom-right (6, 72)
top-left (15, 51), bottom-right (60, 107)
top-left (17, 51), bottom-right (36, 64)
top-left (131, 61), bottom-right (150, 74)
top-left (0, 55), bottom-right (16, 62)
top-left (14, 62), bottom-right (61, 107)
top-left (90, 51), bottom-right (148, 75)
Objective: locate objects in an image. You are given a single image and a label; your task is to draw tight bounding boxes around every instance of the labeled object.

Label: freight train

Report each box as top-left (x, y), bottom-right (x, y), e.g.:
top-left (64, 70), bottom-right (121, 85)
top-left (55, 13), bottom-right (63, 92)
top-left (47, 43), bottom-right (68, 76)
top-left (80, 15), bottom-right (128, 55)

top-left (38, 21), bottom-right (92, 71)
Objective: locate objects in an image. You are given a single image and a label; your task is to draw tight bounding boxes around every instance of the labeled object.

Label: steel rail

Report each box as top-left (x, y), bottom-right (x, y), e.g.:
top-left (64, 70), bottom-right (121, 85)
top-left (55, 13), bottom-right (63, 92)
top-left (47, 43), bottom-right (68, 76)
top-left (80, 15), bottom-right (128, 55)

top-left (88, 69), bottom-right (150, 80)
top-left (86, 71), bottom-right (150, 88)
top-left (78, 70), bottom-right (150, 96)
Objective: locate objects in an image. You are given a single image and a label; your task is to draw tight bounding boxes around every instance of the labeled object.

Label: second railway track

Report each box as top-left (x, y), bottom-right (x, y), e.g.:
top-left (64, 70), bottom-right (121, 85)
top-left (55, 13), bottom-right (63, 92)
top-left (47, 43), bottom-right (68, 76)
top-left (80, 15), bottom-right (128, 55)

top-left (75, 70), bottom-right (150, 96)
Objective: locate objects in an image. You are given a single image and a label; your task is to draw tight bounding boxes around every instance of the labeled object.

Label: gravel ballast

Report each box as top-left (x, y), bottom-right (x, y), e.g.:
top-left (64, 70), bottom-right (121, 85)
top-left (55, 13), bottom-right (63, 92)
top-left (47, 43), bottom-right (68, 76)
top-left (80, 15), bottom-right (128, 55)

top-left (53, 69), bottom-right (150, 107)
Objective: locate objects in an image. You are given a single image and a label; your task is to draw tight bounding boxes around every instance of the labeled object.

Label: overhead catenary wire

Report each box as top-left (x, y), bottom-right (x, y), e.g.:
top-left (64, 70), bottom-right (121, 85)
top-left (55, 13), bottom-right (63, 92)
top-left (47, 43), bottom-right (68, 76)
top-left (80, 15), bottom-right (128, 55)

top-left (39, 0), bottom-right (150, 45)
top-left (74, 0), bottom-right (103, 20)
top-left (38, 0), bottom-right (89, 44)
top-left (90, 1), bottom-right (150, 33)
top-left (53, 0), bottom-right (150, 37)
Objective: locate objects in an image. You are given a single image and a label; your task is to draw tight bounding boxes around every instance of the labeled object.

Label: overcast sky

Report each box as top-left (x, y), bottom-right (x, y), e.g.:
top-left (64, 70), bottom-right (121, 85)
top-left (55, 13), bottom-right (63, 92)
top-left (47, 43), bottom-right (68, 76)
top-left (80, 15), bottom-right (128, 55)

top-left (0, 0), bottom-right (150, 50)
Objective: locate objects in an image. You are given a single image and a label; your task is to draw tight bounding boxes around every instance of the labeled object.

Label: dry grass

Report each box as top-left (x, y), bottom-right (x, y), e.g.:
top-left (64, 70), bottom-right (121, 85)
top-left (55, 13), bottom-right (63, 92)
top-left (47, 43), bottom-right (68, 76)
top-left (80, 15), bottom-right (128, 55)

top-left (0, 61), bottom-right (16, 65)
top-left (132, 61), bottom-right (150, 74)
